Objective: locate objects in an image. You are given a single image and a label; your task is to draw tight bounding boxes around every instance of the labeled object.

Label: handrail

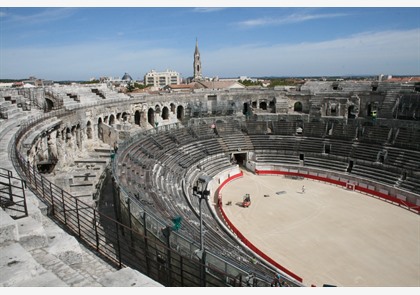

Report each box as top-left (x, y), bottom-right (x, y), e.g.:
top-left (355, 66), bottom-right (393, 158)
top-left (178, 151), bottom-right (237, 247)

top-left (0, 167), bottom-right (28, 219)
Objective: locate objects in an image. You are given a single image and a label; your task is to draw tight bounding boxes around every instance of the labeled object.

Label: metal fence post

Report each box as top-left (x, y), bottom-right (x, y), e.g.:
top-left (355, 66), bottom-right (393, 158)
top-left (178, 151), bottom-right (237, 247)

top-left (33, 164), bottom-right (37, 190)
top-left (142, 212), bottom-right (151, 276)
top-left (76, 198), bottom-right (81, 237)
top-left (7, 170), bottom-right (13, 202)
top-left (94, 209), bottom-right (99, 251)
top-left (61, 189), bottom-right (67, 225)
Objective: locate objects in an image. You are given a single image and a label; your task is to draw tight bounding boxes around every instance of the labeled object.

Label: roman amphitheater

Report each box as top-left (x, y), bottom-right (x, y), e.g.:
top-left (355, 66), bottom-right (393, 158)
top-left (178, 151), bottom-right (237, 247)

top-left (1, 80), bottom-right (419, 287)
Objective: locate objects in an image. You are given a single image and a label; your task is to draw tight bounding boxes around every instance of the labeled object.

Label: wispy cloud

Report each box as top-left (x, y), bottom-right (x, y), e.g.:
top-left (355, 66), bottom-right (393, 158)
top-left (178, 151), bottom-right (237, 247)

top-left (2, 8), bottom-right (77, 27)
top-left (192, 8), bottom-right (226, 13)
top-left (235, 12), bottom-right (348, 28)
top-left (204, 29), bottom-right (420, 77)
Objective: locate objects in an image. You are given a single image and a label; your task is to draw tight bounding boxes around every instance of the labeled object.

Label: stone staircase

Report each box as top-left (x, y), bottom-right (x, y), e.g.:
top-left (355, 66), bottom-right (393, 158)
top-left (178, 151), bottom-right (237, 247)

top-left (379, 89), bottom-right (400, 119)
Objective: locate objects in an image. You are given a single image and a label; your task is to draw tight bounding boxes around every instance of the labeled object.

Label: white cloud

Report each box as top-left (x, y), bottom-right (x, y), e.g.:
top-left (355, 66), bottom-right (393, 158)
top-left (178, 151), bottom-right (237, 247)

top-left (192, 8), bottom-right (226, 13)
top-left (235, 12), bottom-right (348, 28)
top-left (2, 8), bottom-right (77, 27)
top-left (203, 29), bottom-right (420, 77)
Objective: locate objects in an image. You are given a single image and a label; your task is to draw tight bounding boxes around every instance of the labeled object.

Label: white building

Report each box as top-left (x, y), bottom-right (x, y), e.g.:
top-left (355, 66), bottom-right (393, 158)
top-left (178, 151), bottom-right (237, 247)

top-left (144, 70), bottom-right (181, 88)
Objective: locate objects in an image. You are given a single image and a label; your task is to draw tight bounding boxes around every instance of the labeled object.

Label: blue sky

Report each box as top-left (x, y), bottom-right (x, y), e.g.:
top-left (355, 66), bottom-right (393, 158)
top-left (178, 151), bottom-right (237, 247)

top-left (1, 5), bottom-right (419, 81)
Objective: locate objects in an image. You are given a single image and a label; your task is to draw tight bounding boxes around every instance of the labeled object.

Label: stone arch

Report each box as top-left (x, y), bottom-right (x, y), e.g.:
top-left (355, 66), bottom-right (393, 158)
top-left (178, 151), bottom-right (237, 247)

top-left (243, 102), bottom-right (250, 116)
top-left (134, 110), bottom-right (141, 126)
top-left (98, 117), bottom-right (103, 141)
top-left (170, 103), bottom-right (176, 114)
top-left (66, 128), bottom-right (72, 148)
top-left (86, 121), bottom-right (93, 139)
top-left (45, 98), bottom-right (54, 112)
top-left (162, 106), bottom-right (169, 120)
top-left (177, 105), bottom-right (184, 121)
top-left (109, 114), bottom-right (115, 125)
top-left (148, 108), bottom-right (155, 126)
top-left (104, 115), bottom-right (109, 124)
top-left (260, 101), bottom-right (267, 110)
top-left (294, 101), bottom-right (303, 112)
top-left (122, 112), bottom-right (128, 122)
top-left (348, 105), bottom-right (356, 119)
top-left (155, 104), bottom-right (161, 114)
top-left (330, 103), bottom-right (337, 116)
top-left (269, 100), bottom-right (275, 111)
top-left (76, 123), bottom-right (81, 149)
top-left (116, 113), bottom-right (122, 121)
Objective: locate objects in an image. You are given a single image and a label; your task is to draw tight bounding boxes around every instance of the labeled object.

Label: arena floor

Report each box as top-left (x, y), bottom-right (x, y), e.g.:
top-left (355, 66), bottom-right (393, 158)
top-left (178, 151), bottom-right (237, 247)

top-left (218, 169), bottom-right (420, 287)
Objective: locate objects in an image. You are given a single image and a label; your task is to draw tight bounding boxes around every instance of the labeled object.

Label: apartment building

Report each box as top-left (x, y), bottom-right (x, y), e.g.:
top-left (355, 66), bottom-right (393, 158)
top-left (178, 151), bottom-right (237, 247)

top-left (144, 70), bottom-right (181, 88)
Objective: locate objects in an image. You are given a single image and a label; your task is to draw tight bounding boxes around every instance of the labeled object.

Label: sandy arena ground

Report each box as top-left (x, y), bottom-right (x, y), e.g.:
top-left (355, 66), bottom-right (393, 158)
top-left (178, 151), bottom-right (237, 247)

top-left (218, 169), bottom-right (420, 287)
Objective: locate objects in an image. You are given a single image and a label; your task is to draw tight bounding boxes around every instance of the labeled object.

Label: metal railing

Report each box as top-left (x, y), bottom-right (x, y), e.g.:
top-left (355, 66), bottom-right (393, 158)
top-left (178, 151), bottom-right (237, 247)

top-left (11, 115), bottom-right (258, 286)
top-left (0, 167), bottom-right (28, 219)
top-left (13, 150), bottom-right (255, 286)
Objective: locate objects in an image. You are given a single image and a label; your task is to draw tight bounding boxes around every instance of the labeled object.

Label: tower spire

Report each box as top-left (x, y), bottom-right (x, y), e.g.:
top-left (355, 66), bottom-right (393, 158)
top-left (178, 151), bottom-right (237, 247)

top-left (193, 38), bottom-right (202, 81)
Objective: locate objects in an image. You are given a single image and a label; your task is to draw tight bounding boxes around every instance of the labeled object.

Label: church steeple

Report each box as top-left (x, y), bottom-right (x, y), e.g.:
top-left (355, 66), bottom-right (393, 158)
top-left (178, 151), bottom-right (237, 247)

top-left (193, 38), bottom-right (202, 81)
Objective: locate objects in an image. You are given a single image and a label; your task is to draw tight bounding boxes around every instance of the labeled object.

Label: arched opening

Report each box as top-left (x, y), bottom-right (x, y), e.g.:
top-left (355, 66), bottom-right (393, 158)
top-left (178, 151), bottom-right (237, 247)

top-left (76, 124), bottom-right (81, 149)
top-left (109, 114), bottom-right (115, 125)
top-left (348, 105), bottom-right (356, 119)
top-left (260, 101), bottom-right (267, 110)
top-left (243, 103), bottom-right (249, 116)
top-left (155, 104), bottom-right (161, 114)
top-left (122, 112), bottom-right (128, 122)
top-left (177, 105), bottom-right (184, 121)
top-left (86, 121), bottom-right (93, 139)
top-left (269, 100), bottom-right (275, 112)
top-left (71, 126), bottom-right (76, 143)
top-left (135, 110), bottom-right (141, 126)
top-left (66, 127), bottom-right (72, 144)
top-left (170, 103), bottom-right (176, 114)
top-left (162, 106), bottom-right (169, 120)
top-left (104, 116), bottom-right (109, 124)
top-left (294, 101), bottom-right (303, 112)
top-left (98, 117), bottom-right (103, 141)
top-left (148, 108), bottom-right (155, 126)
top-left (330, 103), bottom-right (337, 116)
top-left (367, 103), bottom-right (372, 117)
top-left (45, 98), bottom-right (54, 112)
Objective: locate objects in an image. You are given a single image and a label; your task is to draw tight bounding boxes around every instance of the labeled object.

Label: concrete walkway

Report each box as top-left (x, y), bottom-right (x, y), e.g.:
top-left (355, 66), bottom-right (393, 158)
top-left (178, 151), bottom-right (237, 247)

top-left (220, 170), bottom-right (420, 287)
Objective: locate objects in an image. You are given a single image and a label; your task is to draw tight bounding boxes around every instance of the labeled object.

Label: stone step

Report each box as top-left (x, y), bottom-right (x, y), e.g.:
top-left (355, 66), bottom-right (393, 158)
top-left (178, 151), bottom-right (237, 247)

top-left (14, 271), bottom-right (68, 287)
top-left (0, 209), bottom-right (19, 244)
top-left (74, 159), bottom-right (108, 164)
top-left (0, 243), bottom-right (46, 287)
top-left (94, 147), bottom-right (114, 153)
top-left (16, 216), bottom-right (49, 251)
top-left (98, 267), bottom-right (163, 287)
